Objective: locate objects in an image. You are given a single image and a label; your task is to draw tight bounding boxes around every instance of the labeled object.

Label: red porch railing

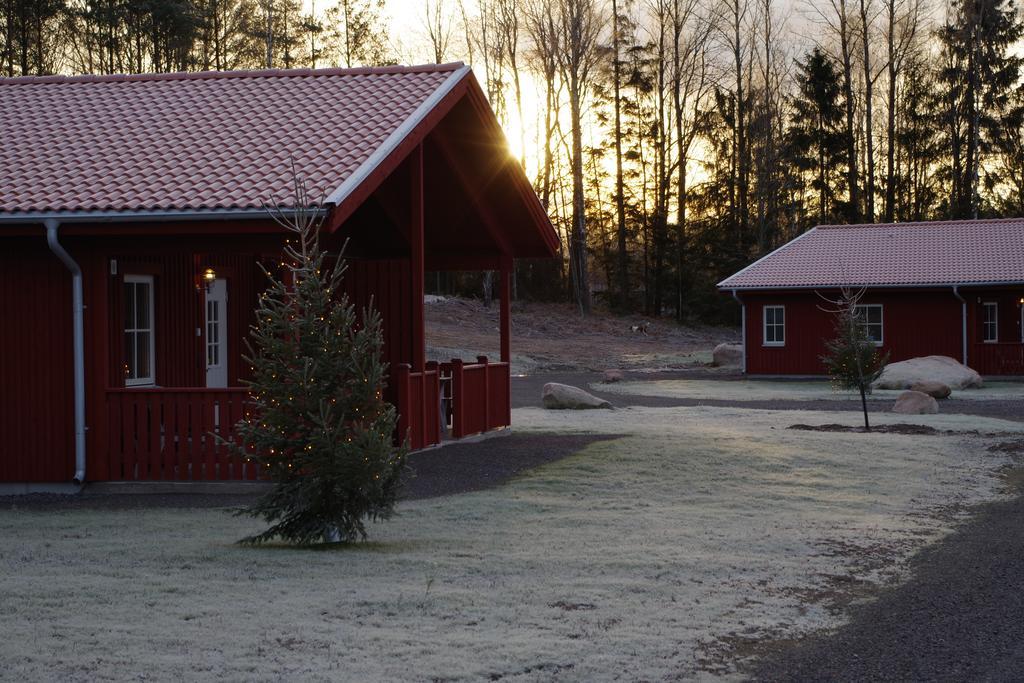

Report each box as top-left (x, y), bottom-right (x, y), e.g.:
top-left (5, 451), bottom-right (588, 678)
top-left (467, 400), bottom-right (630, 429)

top-left (99, 388), bottom-right (254, 481)
top-left (392, 364), bottom-right (441, 450)
top-left (972, 343), bottom-right (1024, 375)
top-left (442, 356), bottom-right (511, 439)
top-left (391, 356), bottom-right (511, 450)
top-left (95, 358), bottom-right (512, 480)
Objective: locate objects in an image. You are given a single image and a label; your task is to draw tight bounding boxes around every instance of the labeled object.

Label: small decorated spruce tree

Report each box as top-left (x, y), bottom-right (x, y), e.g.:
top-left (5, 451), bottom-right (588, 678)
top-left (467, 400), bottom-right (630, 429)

top-left (231, 177), bottom-right (407, 545)
top-left (819, 287), bottom-right (889, 431)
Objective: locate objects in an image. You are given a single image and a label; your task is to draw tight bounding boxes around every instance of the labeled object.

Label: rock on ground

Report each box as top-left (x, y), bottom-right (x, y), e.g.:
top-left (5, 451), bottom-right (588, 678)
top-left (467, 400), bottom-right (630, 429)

top-left (713, 343), bottom-right (744, 367)
top-left (874, 356), bottom-right (983, 391)
top-left (542, 383), bottom-right (613, 410)
top-left (893, 390), bottom-right (939, 415)
top-left (910, 380), bottom-right (952, 399)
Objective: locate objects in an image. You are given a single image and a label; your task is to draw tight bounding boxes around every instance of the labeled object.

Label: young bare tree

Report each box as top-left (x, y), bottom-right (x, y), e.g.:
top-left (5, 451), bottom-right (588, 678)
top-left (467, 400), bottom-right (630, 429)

top-left (819, 287), bottom-right (889, 431)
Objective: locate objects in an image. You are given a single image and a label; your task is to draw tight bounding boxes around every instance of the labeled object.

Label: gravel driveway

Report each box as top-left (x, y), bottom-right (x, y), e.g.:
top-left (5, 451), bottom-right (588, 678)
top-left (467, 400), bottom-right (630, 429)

top-left (749, 460), bottom-right (1024, 681)
top-left (513, 370), bottom-right (1024, 423)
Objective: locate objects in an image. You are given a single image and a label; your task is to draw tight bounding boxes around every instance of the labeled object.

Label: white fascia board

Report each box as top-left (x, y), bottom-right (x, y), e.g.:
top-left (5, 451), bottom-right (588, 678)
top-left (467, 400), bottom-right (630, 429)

top-left (325, 65), bottom-right (472, 207)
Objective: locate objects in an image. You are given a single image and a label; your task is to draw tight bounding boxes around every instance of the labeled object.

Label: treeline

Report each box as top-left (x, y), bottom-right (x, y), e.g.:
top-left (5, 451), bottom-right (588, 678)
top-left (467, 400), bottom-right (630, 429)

top-left (520, 0), bottom-right (1024, 321)
top-left (5, 0), bottom-right (1024, 322)
top-left (0, 0), bottom-right (392, 76)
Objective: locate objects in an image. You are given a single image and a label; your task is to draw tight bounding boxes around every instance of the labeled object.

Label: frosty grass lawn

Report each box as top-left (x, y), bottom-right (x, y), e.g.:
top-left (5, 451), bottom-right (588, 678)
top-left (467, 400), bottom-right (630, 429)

top-left (593, 378), bottom-right (1024, 402)
top-left (3, 405), bottom-right (1022, 681)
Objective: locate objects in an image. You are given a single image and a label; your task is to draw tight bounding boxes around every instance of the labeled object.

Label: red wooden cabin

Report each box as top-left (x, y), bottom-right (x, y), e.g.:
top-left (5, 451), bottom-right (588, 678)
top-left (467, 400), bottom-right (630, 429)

top-left (0, 63), bottom-right (558, 485)
top-left (718, 219), bottom-right (1024, 376)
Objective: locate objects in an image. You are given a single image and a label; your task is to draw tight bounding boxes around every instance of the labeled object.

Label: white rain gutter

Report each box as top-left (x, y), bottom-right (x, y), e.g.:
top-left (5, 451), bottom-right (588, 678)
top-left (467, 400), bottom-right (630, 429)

top-left (44, 219), bottom-right (86, 485)
top-left (731, 289), bottom-right (746, 374)
top-left (325, 65), bottom-right (471, 207)
top-left (953, 285), bottom-right (968, 367)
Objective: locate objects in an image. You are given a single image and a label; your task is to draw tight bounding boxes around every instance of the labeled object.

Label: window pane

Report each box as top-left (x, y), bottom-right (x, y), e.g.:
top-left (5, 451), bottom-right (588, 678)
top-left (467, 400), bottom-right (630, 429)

top-left (124, 282), bottom-right (136, 331)
top-left (136, 331), bottom-right (151, 379)
top-left (136, 283), bottom-right (150, 330)
top-left (123, 331), bottom-right (135, 379)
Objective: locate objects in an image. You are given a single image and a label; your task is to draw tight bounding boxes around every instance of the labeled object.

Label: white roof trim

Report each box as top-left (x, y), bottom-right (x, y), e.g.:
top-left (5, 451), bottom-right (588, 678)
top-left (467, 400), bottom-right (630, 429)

top-left (325, 65), bottom-right (471, 207)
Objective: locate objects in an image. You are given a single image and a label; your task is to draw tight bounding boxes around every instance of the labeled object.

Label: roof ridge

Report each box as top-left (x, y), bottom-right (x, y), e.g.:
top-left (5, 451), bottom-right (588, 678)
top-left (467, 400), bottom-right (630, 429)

top-left (815, 217), bottom-right (1024, 230)
top-left (0, 62), bottom-right (466, 85)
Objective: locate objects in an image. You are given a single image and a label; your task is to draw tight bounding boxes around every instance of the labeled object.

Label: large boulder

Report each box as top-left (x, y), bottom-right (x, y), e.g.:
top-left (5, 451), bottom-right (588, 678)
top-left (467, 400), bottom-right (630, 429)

top-left (892, 390), bottom-right (940, 415)
top-left (713, 343), bottom-right (743, 367)
top-left (542, 383), bottom-right (613, 410)
top-left (873, 355), bottom-right (983, 391)
top-left (909, 380), bottom-right (952, 399)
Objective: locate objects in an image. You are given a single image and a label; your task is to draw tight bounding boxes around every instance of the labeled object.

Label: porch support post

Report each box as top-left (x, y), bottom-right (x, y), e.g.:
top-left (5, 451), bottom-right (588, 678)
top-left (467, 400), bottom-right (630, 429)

top-left (499, 255), bottom-right (512, 364)
top-left (411, 143), bottom-right (425, 373)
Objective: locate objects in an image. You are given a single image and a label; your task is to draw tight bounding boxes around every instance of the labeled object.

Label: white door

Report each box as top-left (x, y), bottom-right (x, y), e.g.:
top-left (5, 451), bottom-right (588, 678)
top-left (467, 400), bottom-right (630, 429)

top-left (205, 279), bottom-right (228, 388)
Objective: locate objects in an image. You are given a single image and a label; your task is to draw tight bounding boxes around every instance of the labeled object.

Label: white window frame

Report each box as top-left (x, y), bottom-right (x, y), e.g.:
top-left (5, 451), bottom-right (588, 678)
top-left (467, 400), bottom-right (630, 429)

top-left (853, 304), bottom-right (884, 346)
top-left (123, 275), bottom-right (156, 387)
top-left (982, 301), bottom-right (999, 343)
top-left (763, 305), bottom-right (785, 346)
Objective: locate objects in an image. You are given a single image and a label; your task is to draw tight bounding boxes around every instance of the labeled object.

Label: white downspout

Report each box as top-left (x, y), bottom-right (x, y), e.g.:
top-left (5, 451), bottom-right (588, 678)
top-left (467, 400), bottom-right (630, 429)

top-left (953, 285), bottom-right (968, 367)
top-left (732, 289), bottom-right (746, 374)
top-left (45, 219), bottom-right (86, 485)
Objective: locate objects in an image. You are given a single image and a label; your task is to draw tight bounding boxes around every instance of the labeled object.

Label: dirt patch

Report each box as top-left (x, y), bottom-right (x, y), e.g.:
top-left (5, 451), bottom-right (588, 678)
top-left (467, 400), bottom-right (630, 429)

top-left (788, 423), bottom-right (945, 435)
top-left (425, 296), bottom-right (734, 372)
top-left (989, 439), bottom-right (1024, 454)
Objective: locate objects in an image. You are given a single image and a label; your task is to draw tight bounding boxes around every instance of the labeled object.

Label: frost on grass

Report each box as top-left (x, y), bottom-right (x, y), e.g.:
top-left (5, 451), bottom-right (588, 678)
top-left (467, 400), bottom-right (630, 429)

top-left (2, 406), bottom-right (1022, 681)
top-left (594, 378), bottom-right (1024, 402)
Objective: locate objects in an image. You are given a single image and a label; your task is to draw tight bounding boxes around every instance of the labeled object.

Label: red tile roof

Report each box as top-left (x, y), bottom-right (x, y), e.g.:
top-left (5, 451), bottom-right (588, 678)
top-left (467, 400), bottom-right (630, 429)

top-left (0, 63), bottom-right (466, 217)
top-left (718, 219), bottom-right (1024, 289)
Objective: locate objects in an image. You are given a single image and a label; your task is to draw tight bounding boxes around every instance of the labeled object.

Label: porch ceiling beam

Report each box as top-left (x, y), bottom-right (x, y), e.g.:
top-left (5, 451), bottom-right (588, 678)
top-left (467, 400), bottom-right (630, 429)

top-left (429, 128), bottom-right (515, 257)
top-left (369, 179), bottom-right (411, 243)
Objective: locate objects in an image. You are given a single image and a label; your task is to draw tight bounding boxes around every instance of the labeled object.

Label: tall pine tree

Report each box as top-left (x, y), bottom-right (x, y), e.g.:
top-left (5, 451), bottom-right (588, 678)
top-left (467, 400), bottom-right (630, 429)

top-left (938, 0), bottom-right (1024, 218)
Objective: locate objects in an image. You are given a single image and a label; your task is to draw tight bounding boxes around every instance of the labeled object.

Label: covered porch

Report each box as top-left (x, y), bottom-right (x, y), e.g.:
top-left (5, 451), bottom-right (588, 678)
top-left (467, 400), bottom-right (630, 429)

top-left (89, 112), bottom-right (548, 480)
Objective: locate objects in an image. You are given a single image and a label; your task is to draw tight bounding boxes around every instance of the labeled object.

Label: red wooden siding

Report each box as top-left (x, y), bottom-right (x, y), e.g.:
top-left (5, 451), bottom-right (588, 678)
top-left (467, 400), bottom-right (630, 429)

top-left (966, 290), bottom-right (1024, 374)
top-left (0, 239), bottom-right (76, 481)
top-left (342, 258), bottom-right (415, 373)
top-left (106, 251), bottom-right (263, 388)
top-left (743, 290), bottom-right (962, 375)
